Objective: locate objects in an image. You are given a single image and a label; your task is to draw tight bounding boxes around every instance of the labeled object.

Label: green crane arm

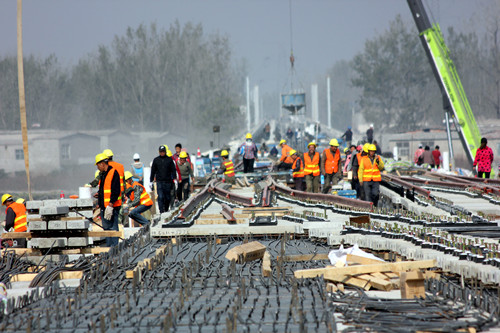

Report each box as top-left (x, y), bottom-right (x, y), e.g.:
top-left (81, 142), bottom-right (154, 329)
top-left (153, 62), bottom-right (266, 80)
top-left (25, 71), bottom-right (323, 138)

top-left (407, 0), bottom-right (481, 167)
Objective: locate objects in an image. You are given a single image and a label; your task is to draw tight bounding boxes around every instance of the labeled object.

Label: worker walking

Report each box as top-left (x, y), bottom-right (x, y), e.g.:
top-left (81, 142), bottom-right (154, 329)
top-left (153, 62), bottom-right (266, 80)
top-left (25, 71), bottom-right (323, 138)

top-left (131, 153), bottom-right (144, 185)
top-left (321, 139), bottom-right (342, 194)
top-left (1, 194), bottom-right (27, 248)
top-left (303, 142), bottom-right (321, 193)
top-left (175, 151), bottom-right (194, 202)
top-left (290, 149), bottom-right (305, 191)
top-left (95, 153), bottom-right (121, 246)
top-left (473, 138), bottom-right (494, 179)
top-left (276, 139), bottom-right (294, 170)
top-left (150, 145), bottom-right (177, 213)
top-left (124, 171), bottom-right (152, 226)
top-left (366, 124), bottom-right (374, 144)
top-left (239, 133), bottom-right (258, 173)
top-left (217, 150), bottom-right (236, 185)
top-left (103, 149), bottom-right (125, 194)
top-left (341, 126), bottom-right (353, 148)
top-left (358, 144), bottom-right (385, 207)
top-left (351, 145), bottom-right (367, 200)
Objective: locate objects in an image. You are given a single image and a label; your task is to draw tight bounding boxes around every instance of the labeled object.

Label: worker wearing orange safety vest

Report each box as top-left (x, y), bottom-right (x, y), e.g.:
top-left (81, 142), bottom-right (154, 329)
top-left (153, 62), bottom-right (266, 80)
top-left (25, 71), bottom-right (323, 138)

top-left (95, 153), bottom-right (121, 247)
top-left (276, 139), bottom-right (294, 170)
top-left (358, 144), bottom-right (385, 207)
top-left (103, 149), bottom-right (125, 223)
top-left (218, 150), bottom-right (236, 185)
top-left (1, 193), bottom-right (27, 248)
top-left (289, 149), bottom-right (305, 191)
top-left (124, 171), bottom-right (152, 226)
top-left (321, 139), bottom-right (342, 194)
top-left (303, 142), bottom-right (321, 193)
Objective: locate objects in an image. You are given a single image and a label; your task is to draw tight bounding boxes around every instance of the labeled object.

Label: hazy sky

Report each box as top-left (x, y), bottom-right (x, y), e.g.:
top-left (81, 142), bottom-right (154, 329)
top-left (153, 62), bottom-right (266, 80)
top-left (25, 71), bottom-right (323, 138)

top-left (0, 0), bottom-right (480, 94)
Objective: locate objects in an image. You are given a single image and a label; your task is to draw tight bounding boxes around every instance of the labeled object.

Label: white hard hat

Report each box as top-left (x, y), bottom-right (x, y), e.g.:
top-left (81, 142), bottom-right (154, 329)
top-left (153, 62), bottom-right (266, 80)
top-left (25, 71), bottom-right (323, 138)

top-left (133, 153), bottom-right (140, 160)
top-left (370, 124), bottom-right (374, 127)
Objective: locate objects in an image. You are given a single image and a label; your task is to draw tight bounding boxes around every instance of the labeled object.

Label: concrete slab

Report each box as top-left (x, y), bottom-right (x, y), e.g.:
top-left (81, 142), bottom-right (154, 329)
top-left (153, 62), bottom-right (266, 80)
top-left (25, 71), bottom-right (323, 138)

top-left (66, 220), bottom-right (90, 230)
top-left (67, 237), bottom-right (90, 247)
top-left (30, 238), bottom-right (67, 248)
top-left (48, 220), bottom-right (67, 230)
top-left (76, 198), bottom-right (93, 208)
top-left (26, 201), bottom-right (43, 210)
top-left (40, 206), bottom-right (69, 216)
top-left (28, 221), bottom-right (47, 231)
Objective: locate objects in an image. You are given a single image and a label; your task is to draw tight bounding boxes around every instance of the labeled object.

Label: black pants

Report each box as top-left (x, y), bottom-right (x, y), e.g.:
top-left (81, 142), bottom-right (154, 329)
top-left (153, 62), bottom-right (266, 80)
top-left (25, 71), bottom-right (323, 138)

top-left (156, 181), bottom-right (172, 213)
top-left (177, 179), bottom-right (190, 201)
top-left (363, 181), bottom-right (380, 207)
top-left (243, 158), bottom-right (254, 173)
top-left (294, 177), bottom-right (305, 191)
top-left (277, 162), bottom-right (293, 170)
top-left (478, 171), bottom-right (491, 179)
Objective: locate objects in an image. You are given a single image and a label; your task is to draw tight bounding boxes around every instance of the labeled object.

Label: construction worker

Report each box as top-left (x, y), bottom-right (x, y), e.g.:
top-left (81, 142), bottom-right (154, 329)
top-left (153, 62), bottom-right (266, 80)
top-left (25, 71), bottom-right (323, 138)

top-left (341, 126), bottom-right (353, 148)
top-left (1, 193), bottom-right (27, 248)
top-left (290, 149), bottom-right (305, 191)
top-left (124, 171), bottom-right (152, 226)
top-left (239, 133), bottom-right (258, 173)
top-left (276, 139), bottom-right (294, 170)
top-left (95, 153), bottom-right (121, 246)
top-left (166, 149), bottom-right (177, 210)
top-left (303, 142), bottom-right (321, 193)
top-left (103, 149), bottom-right (125, 194)
top-left (131, 153), bottom-right (144, 185)
top-left (175, 151), bottom-right (194, 202)
top-left (358, 144), bottom-right (385, 207)
top-left (150, 145), bottom-right (177, 213)
top-left (321, 139), bottom-right (342, 194)
top-left (351, 144), bottom-right (368, 200)
top-left (217, 150), bottom-right (236, 185)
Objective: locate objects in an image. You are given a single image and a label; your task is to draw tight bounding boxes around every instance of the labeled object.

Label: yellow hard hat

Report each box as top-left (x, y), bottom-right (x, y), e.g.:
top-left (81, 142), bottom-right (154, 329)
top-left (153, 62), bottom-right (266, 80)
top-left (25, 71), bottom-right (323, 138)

top-left (103, 149), bottom-right (114, 158)
top-left (94, 170), bottom-right (100, 178)
top-left (1, 194), bottom-right (12, 205)
top-left (16, 198), bottom-right (25, 204)
top-left (344, 147), bottom-right (349, 153)
top-left (95, 153), bottom-right (108, 165)
top-left (221, 149), bottom-right (229, 157)
top-left (289, 149), bottom-right (297, 156)
top-left (369, 144), bottom-right (377, 151)
top-left (124, 171), bottom-right (134, 181)
top-left (363, 143), bottom-right (370, 153)
top-left (179, 151), bottom-right (188, 159)
top-left (279, 139), bottom-right (286, 145)
top-left (307, 142), bottom-right (317, 148)
top-left (246, 133), bottom-right (252, 139)
top-left (329, 139), bottom-right (339, 147)
top-left (167, 150), bottom-right (173, 157)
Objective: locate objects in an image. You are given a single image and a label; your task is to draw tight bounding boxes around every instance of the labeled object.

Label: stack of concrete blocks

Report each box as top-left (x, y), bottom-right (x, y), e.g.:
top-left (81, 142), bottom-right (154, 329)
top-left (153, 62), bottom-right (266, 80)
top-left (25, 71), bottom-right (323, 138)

top-left (26, 198), bottom-right (95, 249)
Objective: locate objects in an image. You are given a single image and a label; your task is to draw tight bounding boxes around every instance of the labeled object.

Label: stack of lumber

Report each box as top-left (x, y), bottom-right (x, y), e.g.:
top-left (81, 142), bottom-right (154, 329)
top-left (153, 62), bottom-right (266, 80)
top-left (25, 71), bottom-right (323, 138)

top-left (294, 255), bottom-right (438, 298)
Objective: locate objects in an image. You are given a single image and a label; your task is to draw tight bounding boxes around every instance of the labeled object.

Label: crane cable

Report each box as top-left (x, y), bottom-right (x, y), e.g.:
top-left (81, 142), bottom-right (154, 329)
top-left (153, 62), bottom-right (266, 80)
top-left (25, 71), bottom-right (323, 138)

top-left (289, 0), bottom-right (294, 69)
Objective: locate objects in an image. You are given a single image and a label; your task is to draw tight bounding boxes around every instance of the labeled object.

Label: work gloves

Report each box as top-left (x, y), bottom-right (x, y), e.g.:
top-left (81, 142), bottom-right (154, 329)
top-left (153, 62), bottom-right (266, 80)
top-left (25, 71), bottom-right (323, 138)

top-left (104, 205), bottom-right (114, 221)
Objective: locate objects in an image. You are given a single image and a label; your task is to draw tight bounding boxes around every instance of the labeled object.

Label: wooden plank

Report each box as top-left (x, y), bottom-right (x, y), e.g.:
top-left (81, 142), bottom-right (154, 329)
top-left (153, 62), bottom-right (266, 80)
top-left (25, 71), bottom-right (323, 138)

top-left (357, 274), bottom-right (393, 291)
top-left (10, 273), bottom-right (37, 282)
top-left (370, 272), bottom-right (389, 280)
top-left (60, 249), bottom-right (82, 255)
top-left (346, 254), bottom-right (384, 266)
top-left (344, 277), bottom-right (371, 290)
top-left (279, 253), bottom-right (330, 262)
top-left (326, 283), bottom-right (338, 293)
top-left (349, 215), bottom-right (370, 225)
top-left (400, 270), bottom-right (425, 299)
top-left (225, 241), bottom-right (266, 263)
top-left (262, 251), bottom-right (271, 277)
top-left (59, 271), bottom-right (83, 279)
top-left (1, 248), bottom-right (41, 256)
top-left (2, 230), bottom-right (123, 239)
top-left (294, 259), bottom-right (436, 279)
top-left (80, 247), bottom-right (111, 254)
top-left (383, 272), bottom-right (399, 279)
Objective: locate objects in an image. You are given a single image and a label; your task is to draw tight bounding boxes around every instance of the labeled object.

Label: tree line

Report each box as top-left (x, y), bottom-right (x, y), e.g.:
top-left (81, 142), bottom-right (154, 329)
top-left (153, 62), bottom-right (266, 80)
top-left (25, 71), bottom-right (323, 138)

top-left (0, 22), bottom-right (246, 139)
top-left (323, 6), bottom-right (500, 133)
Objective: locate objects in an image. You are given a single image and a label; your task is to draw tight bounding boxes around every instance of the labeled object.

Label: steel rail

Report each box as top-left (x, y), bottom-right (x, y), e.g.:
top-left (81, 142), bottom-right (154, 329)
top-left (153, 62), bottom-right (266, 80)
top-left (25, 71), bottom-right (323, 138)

top-left (399, 176), bottom-right (471, 190)
top-left (382, 174), bottom-right (431, 198)
top-left (220, 204), bottom-right (236, 223)
top-left (178, 181), bottom-right (214, 219)
top-left (270, 178), bottom-right (373, 210)
top-left (208, 182), bottom-right (254, 207)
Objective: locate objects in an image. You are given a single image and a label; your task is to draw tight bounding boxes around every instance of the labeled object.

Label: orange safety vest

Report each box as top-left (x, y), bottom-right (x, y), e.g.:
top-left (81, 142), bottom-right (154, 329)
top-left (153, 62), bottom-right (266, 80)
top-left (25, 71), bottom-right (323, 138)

top-left (280, 145), bottom-right (294, 164)
top-left (7, 202), bottom-right (27, 232)
top-left (109, 161), bottom-right (125, 193)
top-left (223, 160), bottom-right (235, 177)
top-left (324, 148), bottom-right (340, 174)
top-left (303, 152), bottom-right (320, 176)
top-left (127, 181), bottom-right (153, 207)
top-left (103, 168), bottom-right (122, 207)
top-left (361, 155), bottom-right (382, 182)
top-left (292, 157), bottom-right (304, 178)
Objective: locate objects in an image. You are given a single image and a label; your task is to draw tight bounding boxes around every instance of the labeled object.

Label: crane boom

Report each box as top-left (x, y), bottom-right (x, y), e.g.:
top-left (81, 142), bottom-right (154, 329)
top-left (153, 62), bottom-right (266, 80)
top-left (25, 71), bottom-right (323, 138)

top-left (407, 0), bottom-right (481, 167)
